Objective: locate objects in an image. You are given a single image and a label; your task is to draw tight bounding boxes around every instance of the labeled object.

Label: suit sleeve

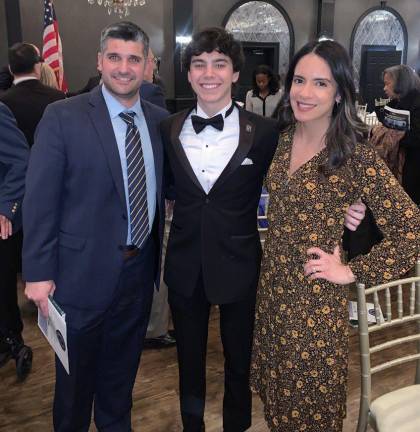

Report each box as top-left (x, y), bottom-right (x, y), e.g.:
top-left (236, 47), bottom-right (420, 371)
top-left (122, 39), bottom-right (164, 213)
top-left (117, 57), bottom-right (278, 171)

top-left (22, 104), bottom-right (66, 282)
top-left (141, 84), bottom-right (167, 110)
top-left (0, 102), bottom-right (29, 222)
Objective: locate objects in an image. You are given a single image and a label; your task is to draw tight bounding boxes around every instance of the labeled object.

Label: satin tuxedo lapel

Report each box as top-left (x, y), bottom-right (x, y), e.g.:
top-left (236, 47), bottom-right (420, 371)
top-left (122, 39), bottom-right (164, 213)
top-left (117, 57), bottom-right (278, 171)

top-left (170, 109), bottom-right (206, 193)
top-left (211, 108), bottom-right (255, 192)
top-left (87, 87), bottom-right (126, 211)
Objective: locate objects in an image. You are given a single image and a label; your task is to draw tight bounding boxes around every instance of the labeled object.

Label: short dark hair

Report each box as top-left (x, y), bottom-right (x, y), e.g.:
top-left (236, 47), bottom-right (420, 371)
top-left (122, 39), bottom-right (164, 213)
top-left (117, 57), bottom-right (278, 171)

top-left (383, 64), bottom-right (420, 99)
top-left (182, 27), bottom-right (244, 72)
top-left (252, 64), bottom-right (280, 94)
top-left (278, 39), bottom-right (368, 173)
top-left (100, 21), bottom-right (149, 57)
top-left (8, 43), bottom-right (41, 75)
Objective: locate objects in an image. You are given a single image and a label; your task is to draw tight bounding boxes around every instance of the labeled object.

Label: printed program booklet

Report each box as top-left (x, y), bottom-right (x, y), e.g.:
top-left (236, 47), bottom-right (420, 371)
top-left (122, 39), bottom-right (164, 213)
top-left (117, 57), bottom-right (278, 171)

top-left (382, 105), bottom-right (410, 132)
top-left (348, 300), bottom-right (384, 327)
top-left (38, 296), bottom-right (69, 374)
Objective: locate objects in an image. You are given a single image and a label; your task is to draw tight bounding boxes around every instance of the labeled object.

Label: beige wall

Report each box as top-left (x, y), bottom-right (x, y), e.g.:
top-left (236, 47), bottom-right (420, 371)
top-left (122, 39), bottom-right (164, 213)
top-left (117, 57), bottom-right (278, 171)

top-left (11, 0), bottom-right (420, 94)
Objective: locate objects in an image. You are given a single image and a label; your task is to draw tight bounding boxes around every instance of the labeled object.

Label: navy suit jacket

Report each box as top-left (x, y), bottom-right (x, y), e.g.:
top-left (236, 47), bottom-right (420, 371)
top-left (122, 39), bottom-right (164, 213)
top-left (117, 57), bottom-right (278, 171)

top-left (0, 102), bottom-right (29, 231)
top-left (140, 81), bottom-right (166, 110)
top-left (22, 86), bottom-right (168, 318)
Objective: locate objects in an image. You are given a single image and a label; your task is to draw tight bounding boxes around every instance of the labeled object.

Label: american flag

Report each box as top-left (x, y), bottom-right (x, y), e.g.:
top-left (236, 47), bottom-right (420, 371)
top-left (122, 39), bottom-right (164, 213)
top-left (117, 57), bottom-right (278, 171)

top-left (42, 0), bottom-right (67, 92)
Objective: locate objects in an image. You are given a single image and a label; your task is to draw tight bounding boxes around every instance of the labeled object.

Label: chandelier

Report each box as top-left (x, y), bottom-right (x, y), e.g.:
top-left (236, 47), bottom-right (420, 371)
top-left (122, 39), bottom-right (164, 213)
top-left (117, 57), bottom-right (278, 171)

top-left (88, 0), bottom-right (146, 18)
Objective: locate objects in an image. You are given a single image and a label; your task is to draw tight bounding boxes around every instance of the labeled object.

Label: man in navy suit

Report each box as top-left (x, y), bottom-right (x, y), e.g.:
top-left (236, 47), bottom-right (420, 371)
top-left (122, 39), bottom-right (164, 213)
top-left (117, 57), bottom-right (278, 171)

top-left (23, 22), bottom-right (168, 431)
top-left (0, 102), bottom-right (31, 381)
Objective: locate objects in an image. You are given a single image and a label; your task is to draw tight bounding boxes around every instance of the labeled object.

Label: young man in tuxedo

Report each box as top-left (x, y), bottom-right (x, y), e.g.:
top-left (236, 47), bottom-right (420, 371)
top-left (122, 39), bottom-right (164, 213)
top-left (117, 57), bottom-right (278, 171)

top-left (162, 27), bottom-right (365, 432)
top-left (161, 27), bottom-right (280, 432)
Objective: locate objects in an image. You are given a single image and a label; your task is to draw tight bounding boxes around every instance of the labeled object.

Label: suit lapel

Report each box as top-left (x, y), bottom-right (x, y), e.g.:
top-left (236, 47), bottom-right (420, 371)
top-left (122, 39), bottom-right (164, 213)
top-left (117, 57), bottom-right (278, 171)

top-left (141, 99), bottom-right (162, 204)
top-left (170, 109), bottom-right (205, 192)
top-left (211, 108), bottom-right (256, 192)
top-left (87, 87), bottom-right (126, 210)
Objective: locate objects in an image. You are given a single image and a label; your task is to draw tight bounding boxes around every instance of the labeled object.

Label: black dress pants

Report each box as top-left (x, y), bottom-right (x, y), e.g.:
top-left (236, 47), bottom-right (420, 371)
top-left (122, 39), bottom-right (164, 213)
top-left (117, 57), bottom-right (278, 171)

top-left (169, 276), bottom-right (256, 432)
top-left (0, 230), bottom-right (23, 335)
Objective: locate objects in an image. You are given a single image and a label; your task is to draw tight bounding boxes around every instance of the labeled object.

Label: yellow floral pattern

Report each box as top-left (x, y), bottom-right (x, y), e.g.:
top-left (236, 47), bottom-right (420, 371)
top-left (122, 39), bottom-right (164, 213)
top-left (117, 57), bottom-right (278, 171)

top-left (250, 128), bottom-right (420, 432)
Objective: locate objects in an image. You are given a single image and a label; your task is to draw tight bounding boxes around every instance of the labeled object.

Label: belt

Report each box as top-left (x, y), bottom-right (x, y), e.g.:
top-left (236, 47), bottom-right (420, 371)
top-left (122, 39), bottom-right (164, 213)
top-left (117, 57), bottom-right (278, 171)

top-left (122, 245), bottom-right (139, 260)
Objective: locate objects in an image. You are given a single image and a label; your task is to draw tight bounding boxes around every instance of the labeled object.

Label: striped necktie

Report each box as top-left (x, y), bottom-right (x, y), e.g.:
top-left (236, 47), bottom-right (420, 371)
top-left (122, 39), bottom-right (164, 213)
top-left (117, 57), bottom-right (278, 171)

top-left (119, 111), bottom-right (149, 249)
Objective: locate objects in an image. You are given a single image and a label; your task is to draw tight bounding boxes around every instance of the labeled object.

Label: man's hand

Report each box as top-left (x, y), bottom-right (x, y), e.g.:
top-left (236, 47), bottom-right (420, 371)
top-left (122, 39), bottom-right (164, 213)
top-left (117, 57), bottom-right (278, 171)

top-left (0, 214), bottom-right (12, 239)
top-left (344, 199), bottom-right (366, 231)
top-left (25, 280), bottom-right (56, 318)
top-left (304, 246), bottom-right (355, 285)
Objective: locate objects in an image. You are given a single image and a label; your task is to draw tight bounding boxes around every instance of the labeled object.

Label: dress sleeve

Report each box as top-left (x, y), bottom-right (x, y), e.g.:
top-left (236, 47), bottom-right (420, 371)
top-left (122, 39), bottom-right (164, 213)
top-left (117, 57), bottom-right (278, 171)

top-left (348, 144), bottom-right (420, 286)
top-left (245, 90), bottom-right (253, 112)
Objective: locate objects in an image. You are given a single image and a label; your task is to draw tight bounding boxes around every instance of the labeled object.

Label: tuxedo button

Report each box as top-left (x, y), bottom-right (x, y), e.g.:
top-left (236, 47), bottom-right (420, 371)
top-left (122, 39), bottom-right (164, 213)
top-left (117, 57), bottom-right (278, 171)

top-left (205, 198), bottom-right (210, 204)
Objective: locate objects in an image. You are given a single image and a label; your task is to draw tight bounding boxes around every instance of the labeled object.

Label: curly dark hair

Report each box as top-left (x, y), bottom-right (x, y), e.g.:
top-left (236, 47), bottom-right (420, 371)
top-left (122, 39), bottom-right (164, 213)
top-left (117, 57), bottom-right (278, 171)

top-left (182, 27), bottom-right (244, 72)
top-left (251, 64), bottom-right (280, 95)
top-left (277, 39), bottom-right (368, 174)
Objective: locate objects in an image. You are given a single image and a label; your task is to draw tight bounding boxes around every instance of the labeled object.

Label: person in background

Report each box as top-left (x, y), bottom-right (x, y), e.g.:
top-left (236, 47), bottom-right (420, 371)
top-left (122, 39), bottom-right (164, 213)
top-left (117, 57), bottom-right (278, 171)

top-left (251, 40), bottom-right (420, 432)
top-left (0, 66), bottom-right (13, 95)
top-left (39, 62), bottom-right (59, 89)
top-left (245, 64), bottom-right (282, 117)
top-left (0, 43), bottom-right (65, 147)
top-left (143, 46), bottom-right (175, 349)
top-left (379, 64), bottom-right (420, 205)
top-left (0, 102), bottom-right (31, 382)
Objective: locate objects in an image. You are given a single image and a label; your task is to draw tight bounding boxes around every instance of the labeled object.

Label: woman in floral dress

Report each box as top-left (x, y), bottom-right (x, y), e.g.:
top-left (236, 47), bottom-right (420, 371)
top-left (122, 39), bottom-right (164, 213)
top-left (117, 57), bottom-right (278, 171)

top-left (250, 40), bottom-right (420, 432)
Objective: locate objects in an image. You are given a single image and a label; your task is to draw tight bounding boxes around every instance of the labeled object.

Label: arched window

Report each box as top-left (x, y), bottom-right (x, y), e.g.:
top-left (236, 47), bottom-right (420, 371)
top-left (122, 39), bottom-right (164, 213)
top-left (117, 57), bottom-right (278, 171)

top-left (350, 7), bottom-right (407, 89)
top-left (223, 0), bottom-right (294, 76)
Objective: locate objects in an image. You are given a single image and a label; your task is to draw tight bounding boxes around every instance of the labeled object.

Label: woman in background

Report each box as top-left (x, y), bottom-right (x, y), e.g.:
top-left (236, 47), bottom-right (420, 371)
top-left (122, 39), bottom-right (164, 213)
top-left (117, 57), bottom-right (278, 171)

top-left (379, 64), bottom-right (420, 205)
top-left (39, 63), bottom-right (59, 90)
top-left (245, 64), bottom-right (282, 117)
top-left (250, 40), bottom-right (420, 432)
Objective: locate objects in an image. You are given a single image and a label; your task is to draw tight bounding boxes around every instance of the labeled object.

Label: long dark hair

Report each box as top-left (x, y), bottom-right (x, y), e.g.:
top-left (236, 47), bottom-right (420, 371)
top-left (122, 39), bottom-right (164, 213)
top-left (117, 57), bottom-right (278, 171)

top-left (251, 64), bottom-right (280, 95)
top-left (277, 40), bottom-right (368, 173)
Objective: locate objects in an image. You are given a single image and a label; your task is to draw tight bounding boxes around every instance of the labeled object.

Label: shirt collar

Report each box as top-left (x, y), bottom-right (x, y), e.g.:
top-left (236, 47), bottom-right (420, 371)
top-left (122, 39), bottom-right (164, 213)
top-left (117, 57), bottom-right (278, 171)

top-left (13, 76), bottom-right (38, 85)
top-left (196, 101), bottom-right (234, 119)
top-left (101, 84), bottom-right (142, 120)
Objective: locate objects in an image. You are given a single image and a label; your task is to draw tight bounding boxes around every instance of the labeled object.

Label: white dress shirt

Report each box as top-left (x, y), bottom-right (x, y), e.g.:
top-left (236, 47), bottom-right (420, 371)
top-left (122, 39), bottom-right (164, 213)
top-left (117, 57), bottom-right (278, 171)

top-left (179, 102), bottom-right (239, 194)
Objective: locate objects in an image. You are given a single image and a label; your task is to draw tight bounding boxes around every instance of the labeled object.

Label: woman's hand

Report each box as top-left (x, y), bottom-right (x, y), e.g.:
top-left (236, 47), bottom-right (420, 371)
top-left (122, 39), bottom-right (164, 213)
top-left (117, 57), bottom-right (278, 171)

top-left (304, 245), bottom-right (355, 285)
top-left (344, 199), bottom-right (366, 231)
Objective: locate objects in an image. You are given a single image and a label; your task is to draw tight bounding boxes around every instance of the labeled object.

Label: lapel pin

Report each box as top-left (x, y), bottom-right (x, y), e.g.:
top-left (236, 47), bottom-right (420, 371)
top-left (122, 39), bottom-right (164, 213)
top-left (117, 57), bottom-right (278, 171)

top-left (246, 124), bottom-right (252, 133)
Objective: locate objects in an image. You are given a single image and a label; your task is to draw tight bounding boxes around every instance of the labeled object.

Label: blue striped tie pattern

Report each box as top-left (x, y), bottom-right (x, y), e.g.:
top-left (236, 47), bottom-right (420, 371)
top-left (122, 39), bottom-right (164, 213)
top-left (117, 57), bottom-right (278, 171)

top-left (119, 111), bottom-right (149, 249)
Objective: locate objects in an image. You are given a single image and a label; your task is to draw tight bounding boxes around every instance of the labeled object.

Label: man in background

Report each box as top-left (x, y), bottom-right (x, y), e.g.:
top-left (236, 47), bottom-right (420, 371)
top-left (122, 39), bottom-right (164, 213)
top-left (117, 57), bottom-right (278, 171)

top-left (0, 102), bottom-right (30, 381)
top-left (0, 42), bottom-right (65, 147)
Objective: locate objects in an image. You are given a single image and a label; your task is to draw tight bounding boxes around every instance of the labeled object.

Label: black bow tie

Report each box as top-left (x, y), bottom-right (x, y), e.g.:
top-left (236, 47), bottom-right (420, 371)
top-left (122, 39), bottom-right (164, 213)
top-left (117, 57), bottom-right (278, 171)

top-left (191, 113), bottom-right (224, 134)
top-left (191, 103), bottom-right (235, 134)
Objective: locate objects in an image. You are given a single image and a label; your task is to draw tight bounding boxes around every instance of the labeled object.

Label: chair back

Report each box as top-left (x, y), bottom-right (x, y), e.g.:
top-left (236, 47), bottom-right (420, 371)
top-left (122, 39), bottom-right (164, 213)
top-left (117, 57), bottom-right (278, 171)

top-left (356, 102), bottom-right (368, 121)
top-left (356, 260), bottom-right (420, 431)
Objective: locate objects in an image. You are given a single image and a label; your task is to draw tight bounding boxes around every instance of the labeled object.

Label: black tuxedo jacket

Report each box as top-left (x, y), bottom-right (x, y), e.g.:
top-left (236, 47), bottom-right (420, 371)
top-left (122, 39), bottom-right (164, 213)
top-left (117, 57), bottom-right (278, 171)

top-left (161, 106), bottom-right (280, 304)
top-left (0, 79), bottom-right (65, 147)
